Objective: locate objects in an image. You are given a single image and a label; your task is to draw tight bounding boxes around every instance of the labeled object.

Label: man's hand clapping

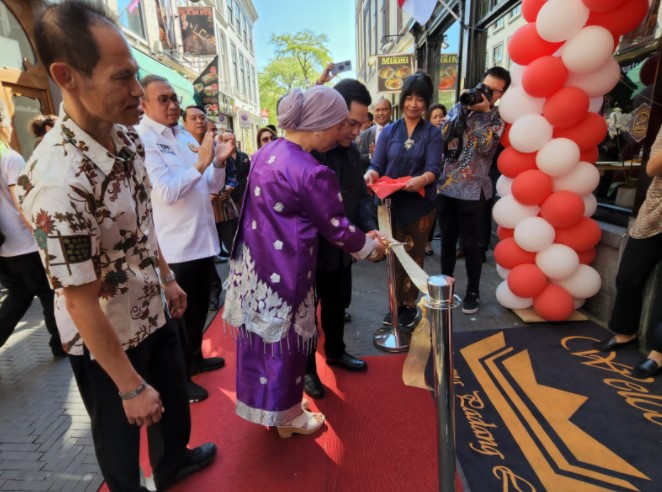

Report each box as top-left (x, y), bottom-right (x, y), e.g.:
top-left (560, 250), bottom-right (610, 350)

top-left (214, 134), bottom-right (235, 167)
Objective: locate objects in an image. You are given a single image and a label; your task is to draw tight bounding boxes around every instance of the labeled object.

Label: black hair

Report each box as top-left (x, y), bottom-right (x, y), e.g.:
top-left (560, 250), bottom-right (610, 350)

top-left (34, 0), bottom-right (117, 79)
top-left (139, 74), bottom-right (169, 90)
top-left (399, 71), bottom-right (433, 112)
top-left (256, 127), bottom-right (276, 149)
top-left (427, 103), bottom-right (447, 119)
top-left (332, 79), bottom-right (372, 109)
top-left (29, 114), bottom-right (57, 138)
top-left (182, 105), bottom-right (206, 121)
top-left (485, 66), bottom-right (512, 91)
top-left (367, 112), bottom-right (374, 122)
top-left (266, 124), bottom-right (277, 133)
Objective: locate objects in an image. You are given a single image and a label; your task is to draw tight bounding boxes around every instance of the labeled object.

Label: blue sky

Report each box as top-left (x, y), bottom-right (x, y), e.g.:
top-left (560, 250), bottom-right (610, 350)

top-left (252, 0), bottom-right (356, 76)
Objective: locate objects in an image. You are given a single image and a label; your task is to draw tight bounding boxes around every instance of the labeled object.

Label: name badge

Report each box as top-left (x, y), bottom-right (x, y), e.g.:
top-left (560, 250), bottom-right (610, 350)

top-left (157, 143), bottom-right (176, 156)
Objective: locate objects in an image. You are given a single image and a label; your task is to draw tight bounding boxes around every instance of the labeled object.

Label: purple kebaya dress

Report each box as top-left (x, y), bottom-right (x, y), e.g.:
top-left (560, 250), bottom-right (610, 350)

top-left (223, 138), bottom-right (372, 426)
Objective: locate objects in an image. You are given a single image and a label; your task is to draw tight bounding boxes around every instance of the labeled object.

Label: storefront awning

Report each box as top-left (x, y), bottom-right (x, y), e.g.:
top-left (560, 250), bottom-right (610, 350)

top-left (131, 48), bottom-right (196, 107)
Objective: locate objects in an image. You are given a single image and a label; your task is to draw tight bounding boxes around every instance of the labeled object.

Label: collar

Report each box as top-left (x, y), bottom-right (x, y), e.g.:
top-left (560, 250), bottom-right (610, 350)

top-left (140, 114), bottom-right (180, 138)
top-left (57, 104), bottom-right (136, 176)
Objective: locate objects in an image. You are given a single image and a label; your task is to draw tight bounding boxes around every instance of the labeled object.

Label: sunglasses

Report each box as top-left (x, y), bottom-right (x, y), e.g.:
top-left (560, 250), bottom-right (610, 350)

top-left (155, 95), bottom-right (182, 106)
top-left (260, 135), bottom-right (275, 143)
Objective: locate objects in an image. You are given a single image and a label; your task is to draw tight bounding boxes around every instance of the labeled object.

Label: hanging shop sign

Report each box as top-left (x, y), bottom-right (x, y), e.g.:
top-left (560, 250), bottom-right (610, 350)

top-left (438, 53), bottom-right (458, 110)
top-left (193, 55), bottom-right (220, 116)
top-left (179, 6), bottom-right (217, 56)
top-left (377, 54), bottom-right (413, 93)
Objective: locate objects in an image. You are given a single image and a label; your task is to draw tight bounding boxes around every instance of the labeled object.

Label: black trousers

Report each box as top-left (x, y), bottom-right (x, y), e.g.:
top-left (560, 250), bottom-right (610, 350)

top-left (306, 264), bottom-right (352, 373)
top-left (437, 195), bottom-right (489, 295)
top-left (609, 232), bottom-right (662, 350)
top-left (69, 321), bottom-right (191, 492)
top-left (0, 252), bottom-right (61, 352)
top-left (169, 257), bottom-right (214, 374)
top-left (216, 219), bottom-right (238, 254)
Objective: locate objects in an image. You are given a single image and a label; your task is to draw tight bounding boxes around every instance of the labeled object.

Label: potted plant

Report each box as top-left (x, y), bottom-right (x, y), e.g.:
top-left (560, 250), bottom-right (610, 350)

top-left (605, 108), bottom-right (637, 207)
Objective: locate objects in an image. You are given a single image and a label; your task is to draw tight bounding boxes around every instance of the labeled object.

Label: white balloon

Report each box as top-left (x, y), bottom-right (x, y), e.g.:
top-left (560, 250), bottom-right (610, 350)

top-left (589, 96), bottom-right (604, 113)
top-left (499, 86), bottom-right (545, 124)
top-left (509, 63), bottom-right (525, 87)
top-left (566, 58), bottom-right (621, 98)
top-left (562, 26), bottom-right (615, 75)
top-left (552, 161), bottom-right (601, 194)
top-left (496, 264), bottom-right (511, 280)
top-left (510, 115), bottom-right (554, 153)
top-left (536, 138), bottom-right (581, 177)
top-left (574, 298), bottom-right (585, 309)
top-left (582, 193), bottom-right (598, 217)
top-left (496, 175), bottom-right (513, 197)
top-left (496, 281), bottom-right (533, 310)
top-left (492, 195), bottom-right (541, 229)
top-left (553, 264), bottom-right (602, 299)
top-left (536, 244), bottom-right (580, 280)
top-left (536, 0), bottom-right (590, 43)
top-left (514, 217), bottom-right (556, 252)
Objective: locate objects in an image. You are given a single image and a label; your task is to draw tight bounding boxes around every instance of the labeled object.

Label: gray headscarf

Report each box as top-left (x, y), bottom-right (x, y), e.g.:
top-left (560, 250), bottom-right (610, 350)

top-left (277, 86), bottom-right (348, 132)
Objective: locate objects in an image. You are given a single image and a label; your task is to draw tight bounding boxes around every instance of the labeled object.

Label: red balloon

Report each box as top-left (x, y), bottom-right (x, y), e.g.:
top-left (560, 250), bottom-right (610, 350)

top-left (501, 124), bottom-right (512, 148)
top-left (582, 0), bottom-right (628, 13)
top-left (497, 226), bottom-right (514, 241)
top-left (522, 56), bottom-right (569, 99)
top-left (494, 238), bottom-right (537, 270)
top-left (554, 113), bottom-right (608, 151)
top-left (540, 191), bottom-right (585, 228)
top-left (587, 0), bottom-right (648, 36)
top-left (497, 147), bottom-right (538, 179)
top-left (543, 87), bottom-right (590, 129)
top-left (508, 263), bottom-right (548, 298)
top-left (578, 248), bottom-right (596, 265)
top-left (533, 284), bottom-right (575, 321)
top-left (512, 170), bottom-right (554, 206)
top-left (555, 217), bottom-right (602, 252)
top-left (508, 24), bottom-right (564, 66)
top-left (580, 146), bottom-right (599, 164)
top-left (523, 0), bottom-right (547, 22)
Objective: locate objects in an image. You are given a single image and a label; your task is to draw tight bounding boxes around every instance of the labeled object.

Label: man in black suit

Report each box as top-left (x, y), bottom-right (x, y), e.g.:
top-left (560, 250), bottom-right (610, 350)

top-left (357, 97), bottom-right (392, 171)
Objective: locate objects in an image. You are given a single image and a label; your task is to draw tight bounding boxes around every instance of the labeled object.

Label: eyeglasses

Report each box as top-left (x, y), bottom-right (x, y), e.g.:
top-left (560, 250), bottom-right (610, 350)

top-left (260, 135), bottom-right (275, 143)
top-left (155, 95), bottom-right (182, 106)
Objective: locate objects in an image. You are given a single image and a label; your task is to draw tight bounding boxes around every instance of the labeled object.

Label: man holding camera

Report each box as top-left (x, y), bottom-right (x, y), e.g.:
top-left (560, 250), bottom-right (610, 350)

top-left (437, 66), bottom-right (511, 314)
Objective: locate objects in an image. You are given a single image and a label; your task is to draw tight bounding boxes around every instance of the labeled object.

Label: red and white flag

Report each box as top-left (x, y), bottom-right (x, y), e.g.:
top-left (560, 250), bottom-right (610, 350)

top-left (397, 0), bottom-right (439, 26)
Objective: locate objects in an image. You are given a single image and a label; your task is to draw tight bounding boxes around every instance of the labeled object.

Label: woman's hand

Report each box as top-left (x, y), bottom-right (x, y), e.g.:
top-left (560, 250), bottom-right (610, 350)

top-left (364, 169), bottom-right (379, 184)
top-left (403, 174), bottom-right (430, 192)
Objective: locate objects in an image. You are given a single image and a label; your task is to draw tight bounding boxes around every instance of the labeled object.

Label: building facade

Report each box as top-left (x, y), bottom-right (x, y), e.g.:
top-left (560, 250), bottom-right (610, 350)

top-left (0, 0), bottom-right (261, 156)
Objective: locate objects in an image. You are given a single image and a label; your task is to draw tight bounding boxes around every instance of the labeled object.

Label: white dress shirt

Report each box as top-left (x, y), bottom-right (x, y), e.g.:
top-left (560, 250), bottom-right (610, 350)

top-left (137, 116), bottom-right (225, 264)
top-left (375, 124), bottom-right (385, 146)
top-left (0, 143), bottom-right (38, 257)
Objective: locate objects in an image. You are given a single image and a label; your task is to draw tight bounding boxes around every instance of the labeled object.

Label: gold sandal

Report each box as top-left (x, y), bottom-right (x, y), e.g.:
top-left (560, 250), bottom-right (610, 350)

top-left (277, 409), bottom-right (325, 438)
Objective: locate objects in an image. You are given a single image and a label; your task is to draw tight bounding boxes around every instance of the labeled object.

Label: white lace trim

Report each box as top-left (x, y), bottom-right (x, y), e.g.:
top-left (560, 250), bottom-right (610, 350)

top-left (223, 244), bottom-right (317, 342)
top-left (236, 400), bottom-right (301, 426)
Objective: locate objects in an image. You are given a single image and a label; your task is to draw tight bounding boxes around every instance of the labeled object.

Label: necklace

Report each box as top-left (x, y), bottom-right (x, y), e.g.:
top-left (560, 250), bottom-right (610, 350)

top-left (404, 138), bottom-right (415, 150)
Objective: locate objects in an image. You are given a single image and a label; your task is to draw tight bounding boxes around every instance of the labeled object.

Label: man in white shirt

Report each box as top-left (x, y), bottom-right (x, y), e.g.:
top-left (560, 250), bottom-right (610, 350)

top-left (137, 75), bottom-right (233, 403)
top-left (0, 110), bottom-right (63, 357)
top-left (358, 97), bottom-right (392, 170)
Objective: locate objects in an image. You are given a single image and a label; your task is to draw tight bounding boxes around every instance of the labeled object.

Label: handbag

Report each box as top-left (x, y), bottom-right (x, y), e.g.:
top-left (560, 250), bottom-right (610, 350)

top-left (211, 194), bottom-right (239, 223)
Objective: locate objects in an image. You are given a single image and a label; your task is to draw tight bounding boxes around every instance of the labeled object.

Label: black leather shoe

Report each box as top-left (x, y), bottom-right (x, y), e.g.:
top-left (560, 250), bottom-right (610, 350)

top-left (344, 312), bottom-right (352, 323)
top-left (593, 336), bottom-right (638, 352)
top-left (326, 352), bottom-right (367, 372)
top-left (200, 357), bottom-right (225, 372)
top-left (155, 442), bottom-right (217, 490)
top-left (209, 296), bottom-right (221, 311)
top-left (188, 381), bottom-right (208, 404)
top-left (304, 372), bottom-right (325, 399)
top-left (631, 358), bottom-right (662, 379)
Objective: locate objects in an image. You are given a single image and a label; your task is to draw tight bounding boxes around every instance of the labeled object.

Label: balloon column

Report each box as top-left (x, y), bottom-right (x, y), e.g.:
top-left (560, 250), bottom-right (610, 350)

top-left (492, 0), bottom-right (648, 321)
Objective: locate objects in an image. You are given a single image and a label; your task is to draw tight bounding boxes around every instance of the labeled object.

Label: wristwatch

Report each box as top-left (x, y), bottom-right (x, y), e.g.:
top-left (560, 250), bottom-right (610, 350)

top-left (161, 270), bottom-right (176, 285)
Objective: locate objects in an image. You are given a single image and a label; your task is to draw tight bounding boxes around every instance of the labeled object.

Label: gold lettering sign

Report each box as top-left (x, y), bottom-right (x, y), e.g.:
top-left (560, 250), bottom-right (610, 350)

top-left (629, 103), bottom-right (651, 143)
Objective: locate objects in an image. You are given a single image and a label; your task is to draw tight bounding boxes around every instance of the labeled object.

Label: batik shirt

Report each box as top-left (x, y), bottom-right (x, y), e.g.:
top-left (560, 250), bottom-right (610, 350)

top-left (15, 108), bottom-right (165, 355)
top-left (630, 126), bottom-right (662, 239)
top-left (437, 102), bottom-right (505, 201)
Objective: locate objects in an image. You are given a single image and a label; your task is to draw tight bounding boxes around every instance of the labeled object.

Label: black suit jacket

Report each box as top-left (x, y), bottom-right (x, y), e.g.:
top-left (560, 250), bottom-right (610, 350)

top-left (357, 125), bottom-right (377, 172)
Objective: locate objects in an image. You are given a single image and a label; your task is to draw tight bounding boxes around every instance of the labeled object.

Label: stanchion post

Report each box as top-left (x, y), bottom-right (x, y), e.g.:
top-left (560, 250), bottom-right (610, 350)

top-left (426, 275), bottom-right (459, 492)
top-left (373, 198), bottom-right (411, 352)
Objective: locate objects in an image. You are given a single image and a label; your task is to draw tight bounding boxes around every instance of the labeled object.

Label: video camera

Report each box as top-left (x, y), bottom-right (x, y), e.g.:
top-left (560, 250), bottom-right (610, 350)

top-left (459, 83), bottom-right (493, 106)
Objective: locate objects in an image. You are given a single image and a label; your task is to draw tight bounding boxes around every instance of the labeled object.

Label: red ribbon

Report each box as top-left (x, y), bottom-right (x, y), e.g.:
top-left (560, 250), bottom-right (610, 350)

top-left (367, 176), bottom-right (426, 200)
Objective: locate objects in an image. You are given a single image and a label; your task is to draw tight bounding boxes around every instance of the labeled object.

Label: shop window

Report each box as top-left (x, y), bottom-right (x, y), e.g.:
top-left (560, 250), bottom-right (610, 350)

top-left (0, 2), bottom-right (36, 70)
top-left (118, 0), bottom-right (146, 39)
top-left (235, 1), bottom-right (241, 33)
top-left (227, 0), bottom-right (233, 27)
top-left (508, 5), bottom-right (522, 22)
top-left (494, 17), bottom-right (505, 32)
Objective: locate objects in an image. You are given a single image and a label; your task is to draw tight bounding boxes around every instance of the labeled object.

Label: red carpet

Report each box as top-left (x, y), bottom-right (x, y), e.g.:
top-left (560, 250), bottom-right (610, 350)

top-left (101, 313), bottom-right (448, 491)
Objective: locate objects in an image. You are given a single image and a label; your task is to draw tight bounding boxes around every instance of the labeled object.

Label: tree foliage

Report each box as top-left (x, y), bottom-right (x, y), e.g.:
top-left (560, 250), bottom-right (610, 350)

top-left (258, 30), bottom-right (332, 126)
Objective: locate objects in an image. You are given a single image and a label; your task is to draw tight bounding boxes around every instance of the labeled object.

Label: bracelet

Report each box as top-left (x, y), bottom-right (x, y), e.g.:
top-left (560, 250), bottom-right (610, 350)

top-left (119, 379), bottom-right (147, 400)
top-left (161, 269), bottom-right (176, 285)
top-left (422, 174), bottom-right (429, 186)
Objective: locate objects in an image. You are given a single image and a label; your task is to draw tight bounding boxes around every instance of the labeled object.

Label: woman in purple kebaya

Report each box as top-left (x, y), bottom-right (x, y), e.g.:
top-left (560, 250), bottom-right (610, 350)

top-left (223, 86), bottom-right (385, 437)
